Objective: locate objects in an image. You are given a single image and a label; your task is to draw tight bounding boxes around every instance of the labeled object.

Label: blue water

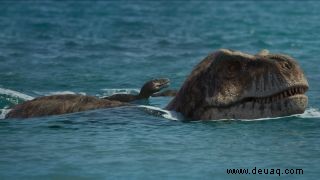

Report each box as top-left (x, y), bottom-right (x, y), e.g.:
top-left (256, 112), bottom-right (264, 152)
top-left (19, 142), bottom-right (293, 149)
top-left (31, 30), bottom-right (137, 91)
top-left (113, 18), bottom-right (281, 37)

top-left (1, 1), bottom-right (320, 179)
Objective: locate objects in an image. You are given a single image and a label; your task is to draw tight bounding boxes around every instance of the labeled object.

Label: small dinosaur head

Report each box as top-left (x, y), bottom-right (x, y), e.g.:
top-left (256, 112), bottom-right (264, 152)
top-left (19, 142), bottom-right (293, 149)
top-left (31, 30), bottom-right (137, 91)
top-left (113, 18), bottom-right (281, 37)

top-left (166, 49), bottom-right (309, 120)
top-left (139, 78), bottom-right (170, 98)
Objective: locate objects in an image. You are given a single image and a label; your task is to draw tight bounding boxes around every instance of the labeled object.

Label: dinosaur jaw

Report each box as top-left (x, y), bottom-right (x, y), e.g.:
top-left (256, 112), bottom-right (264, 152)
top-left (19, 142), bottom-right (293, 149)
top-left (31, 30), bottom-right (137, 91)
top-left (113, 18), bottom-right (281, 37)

top-left (156, 79), bottom-right (170, 91)
top-left (198, 86), bottom-right (308, 120)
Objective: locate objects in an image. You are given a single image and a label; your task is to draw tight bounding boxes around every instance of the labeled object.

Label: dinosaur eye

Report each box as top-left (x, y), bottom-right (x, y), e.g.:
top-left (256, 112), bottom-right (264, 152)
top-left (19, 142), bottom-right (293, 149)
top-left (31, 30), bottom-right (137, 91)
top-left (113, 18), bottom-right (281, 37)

top-left (281, 61), bottom-right (292, 70)
top-left (268, 54), bottom-right (294, 70)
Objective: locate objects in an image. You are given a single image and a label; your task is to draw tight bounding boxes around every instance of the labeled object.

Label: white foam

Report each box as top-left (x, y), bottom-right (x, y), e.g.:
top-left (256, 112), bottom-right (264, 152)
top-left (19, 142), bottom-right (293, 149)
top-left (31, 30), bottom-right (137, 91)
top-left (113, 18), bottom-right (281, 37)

top-left (0, 87), bottom-right (34, 101)
top-left (0, 108), bottom-right (11, 119)
top-left (138, 105), bottom-right (183, 121)
top-left (32, 90), bottom-right (87, 96)
top-left (46, 91), bottom-right (86, 96)
top-left (295, 107), bottom-right (320, 118)
top-left (239, 115), bottom-right (291, 122)
top-left (139, 106), bottom-right (320, 122)
top-left (218, 107), bottom-right (320, 122)
top-left (100, 88), bottom-right (140, 97)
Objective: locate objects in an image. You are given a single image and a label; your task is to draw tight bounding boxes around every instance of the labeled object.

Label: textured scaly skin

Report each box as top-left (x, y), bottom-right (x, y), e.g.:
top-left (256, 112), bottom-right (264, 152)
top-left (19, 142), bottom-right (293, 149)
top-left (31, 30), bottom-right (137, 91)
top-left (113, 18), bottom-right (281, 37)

top-left (166, 49), bottom-right (308, 120)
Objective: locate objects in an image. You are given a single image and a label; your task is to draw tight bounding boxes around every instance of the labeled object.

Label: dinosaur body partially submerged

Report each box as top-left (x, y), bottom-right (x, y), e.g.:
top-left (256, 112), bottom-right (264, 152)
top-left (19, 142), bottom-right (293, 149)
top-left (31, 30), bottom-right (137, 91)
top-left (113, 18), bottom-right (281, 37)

top-left (166, 49), bottom-right (308, 120)
top-left (5, 49), bottom-right (308, 120)
top-left (5, 94), bottom-right (127, 119)
top-left (5, 78), bottom-right (170, 119)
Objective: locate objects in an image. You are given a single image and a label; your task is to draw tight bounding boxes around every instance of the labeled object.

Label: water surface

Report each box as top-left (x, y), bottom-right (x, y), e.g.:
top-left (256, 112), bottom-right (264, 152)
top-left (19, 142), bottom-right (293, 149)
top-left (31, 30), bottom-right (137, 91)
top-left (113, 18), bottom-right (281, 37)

top-left (0, 1), bottom-right (320, 179)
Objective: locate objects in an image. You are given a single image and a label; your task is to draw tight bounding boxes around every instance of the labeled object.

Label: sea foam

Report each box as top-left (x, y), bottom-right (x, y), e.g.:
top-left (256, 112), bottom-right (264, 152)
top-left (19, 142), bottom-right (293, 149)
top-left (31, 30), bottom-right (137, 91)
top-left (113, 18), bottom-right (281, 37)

top-left (139, 105), bottom-right (320, 122)
top-left (0, 87), bottom-right (34, 101)
top-left (138, 105), bottom-right (183, 121)
top-left (100, 88), bottom-right (140, 97)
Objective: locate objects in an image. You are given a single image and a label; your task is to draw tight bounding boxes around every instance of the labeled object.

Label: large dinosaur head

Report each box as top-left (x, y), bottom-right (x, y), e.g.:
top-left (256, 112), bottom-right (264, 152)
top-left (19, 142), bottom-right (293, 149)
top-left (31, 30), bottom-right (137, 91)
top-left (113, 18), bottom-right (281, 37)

top-left (166, 49), bottom-right (308, 120)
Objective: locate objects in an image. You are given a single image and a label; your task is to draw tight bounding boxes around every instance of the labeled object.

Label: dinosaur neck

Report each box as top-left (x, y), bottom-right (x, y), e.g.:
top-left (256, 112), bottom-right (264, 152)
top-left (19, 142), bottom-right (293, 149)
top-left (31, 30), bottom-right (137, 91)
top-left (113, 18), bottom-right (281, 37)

top-left (138, 91), bottom-right (152, 99)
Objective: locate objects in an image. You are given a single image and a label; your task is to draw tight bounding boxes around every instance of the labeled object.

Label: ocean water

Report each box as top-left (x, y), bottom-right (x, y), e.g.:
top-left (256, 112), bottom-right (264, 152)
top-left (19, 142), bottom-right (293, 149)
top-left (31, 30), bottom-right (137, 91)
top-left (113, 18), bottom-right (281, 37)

top-left (0, 1), bottom-right (320, 179)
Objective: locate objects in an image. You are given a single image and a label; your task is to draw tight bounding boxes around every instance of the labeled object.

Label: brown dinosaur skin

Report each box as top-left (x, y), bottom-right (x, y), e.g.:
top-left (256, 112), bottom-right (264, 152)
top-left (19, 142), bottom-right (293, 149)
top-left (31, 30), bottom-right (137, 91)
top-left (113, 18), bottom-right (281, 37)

top-left (5, 78), bottom-right (170, 119)
top-left (5, 94), bottom-right (128, 119)
top-left (166, 49), bottom-right (309, 120)
top-left (152, 90), bottom-right (177, 97)
top-left (5, 49), bottom-right (309, 120)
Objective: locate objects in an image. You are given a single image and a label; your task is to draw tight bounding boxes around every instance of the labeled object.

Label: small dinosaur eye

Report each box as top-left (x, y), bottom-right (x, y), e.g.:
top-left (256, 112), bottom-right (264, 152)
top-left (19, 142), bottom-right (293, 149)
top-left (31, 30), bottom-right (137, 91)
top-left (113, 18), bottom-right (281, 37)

top-left (281, 61), bottom-right (292, 70)
top-left (268, 54), bottom-right (294, 70)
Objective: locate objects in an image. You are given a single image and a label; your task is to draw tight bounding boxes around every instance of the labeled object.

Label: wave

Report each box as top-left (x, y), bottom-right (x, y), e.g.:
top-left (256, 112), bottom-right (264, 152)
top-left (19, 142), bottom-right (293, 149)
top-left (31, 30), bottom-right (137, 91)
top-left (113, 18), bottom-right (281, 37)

top-left (46, 91), bottom-right (86, 96)
top-left (0, 108), bottom-right (11, 119)
top-left (100, 88), bottom-right (140, 97)
top-left (225, 107), bottom-right (320, 122)
top-left (37, 89), bottom-right (140, 98)
top-left (32, 91), bottom-right (87, 96)
top-left (0, 87), bottom-right (35, 119)
top-left (0, 87), bottom-right (34, 101)
top-left (137, 105), bottom-right (183, 121)
top-left (295, 107), bottom-right (320, 118)
top-left (138, 106), bottom-right (320, 122)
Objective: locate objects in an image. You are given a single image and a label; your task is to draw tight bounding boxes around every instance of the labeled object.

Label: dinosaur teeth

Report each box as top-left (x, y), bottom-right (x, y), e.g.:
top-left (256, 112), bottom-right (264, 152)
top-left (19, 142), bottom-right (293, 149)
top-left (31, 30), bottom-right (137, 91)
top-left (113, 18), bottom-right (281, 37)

top-left (251, 86), bottom-right (307, 104)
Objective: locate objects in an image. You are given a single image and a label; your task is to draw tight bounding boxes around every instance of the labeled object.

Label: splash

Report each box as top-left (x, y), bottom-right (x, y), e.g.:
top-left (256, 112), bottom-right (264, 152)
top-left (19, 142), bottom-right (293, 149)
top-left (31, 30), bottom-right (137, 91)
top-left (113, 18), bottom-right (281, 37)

top-left (0, 87), bottom-right (34, 101)
top-left (295, 108), bottom-right (320, 118)
top-left (220, 107), bottom-right (320, 122)
top-left (138, 105), bottom-right (183, 121)
top-left (100, 88), bottom-right (140, 97)
top-left (139, 105), bottom-right (320, 122)
top-left (32, 91), bottom-right (86, 96)
top-left (47, 91), bottom-right (86, 96)
top-left (0, 87), bottom-right (35, 119)
top-left (0, 108), bottom-right (11, 119)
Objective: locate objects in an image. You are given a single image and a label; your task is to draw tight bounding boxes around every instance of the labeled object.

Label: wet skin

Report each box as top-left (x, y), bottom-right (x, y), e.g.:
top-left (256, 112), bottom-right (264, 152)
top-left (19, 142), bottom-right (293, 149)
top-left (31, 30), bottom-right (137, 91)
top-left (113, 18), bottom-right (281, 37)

top-left (104, 78), bottom-right (170, 102)
top-left (5, 78), bottom-right (170, 119)
top-left (5, 49), bottom-right (309, 120)
top-left (166, 49), bottom-right (309, 120)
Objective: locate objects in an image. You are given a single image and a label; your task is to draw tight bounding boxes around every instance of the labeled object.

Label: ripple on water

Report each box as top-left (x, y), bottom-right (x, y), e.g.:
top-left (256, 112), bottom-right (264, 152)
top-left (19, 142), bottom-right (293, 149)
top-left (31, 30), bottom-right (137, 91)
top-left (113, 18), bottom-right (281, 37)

top-left (1, 1), bottom-right (320, 179)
